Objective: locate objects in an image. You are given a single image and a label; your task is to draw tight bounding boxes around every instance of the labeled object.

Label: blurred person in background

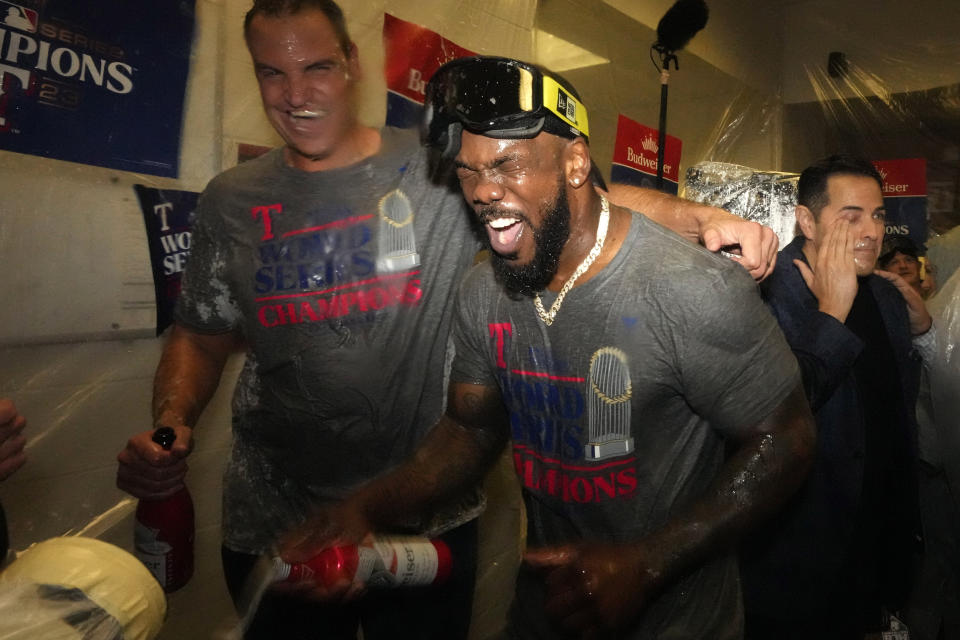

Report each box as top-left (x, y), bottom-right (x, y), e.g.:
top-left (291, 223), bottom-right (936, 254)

top-left (878, 235), bottom-right (937, 298)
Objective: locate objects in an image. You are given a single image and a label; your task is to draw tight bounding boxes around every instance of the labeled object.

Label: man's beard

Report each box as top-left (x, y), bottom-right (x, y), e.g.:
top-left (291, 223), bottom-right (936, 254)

top-left (486, 182), bottom-right (571, 298)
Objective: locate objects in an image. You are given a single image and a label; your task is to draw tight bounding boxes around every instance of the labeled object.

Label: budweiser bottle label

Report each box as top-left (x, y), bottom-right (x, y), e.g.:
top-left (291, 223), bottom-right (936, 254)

top-left (365, 536), bottom-right (440, 587)
top-left (134, 520), bottom-right (171, 585)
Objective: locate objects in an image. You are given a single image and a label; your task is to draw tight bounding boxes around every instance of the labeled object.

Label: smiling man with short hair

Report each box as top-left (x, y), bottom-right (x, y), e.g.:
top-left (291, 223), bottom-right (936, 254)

top-left (744, 154), bottom-right (933, 638)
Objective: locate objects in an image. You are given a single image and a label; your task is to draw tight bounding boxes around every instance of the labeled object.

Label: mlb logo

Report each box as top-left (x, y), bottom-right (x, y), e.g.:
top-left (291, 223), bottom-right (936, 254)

top-left (1, 1), bottom-right (38, 32)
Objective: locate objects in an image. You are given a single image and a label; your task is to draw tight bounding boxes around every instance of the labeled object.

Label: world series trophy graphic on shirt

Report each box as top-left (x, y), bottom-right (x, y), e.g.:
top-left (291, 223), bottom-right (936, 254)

top-left (585, 347), bottom-right (634, 461)
top-left (376, 189), bottom-right (420, 272)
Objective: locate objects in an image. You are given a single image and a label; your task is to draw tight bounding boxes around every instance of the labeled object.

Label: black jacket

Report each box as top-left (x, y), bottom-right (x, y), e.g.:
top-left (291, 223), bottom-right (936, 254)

top-left (741, 235), bottom-right (921, 620)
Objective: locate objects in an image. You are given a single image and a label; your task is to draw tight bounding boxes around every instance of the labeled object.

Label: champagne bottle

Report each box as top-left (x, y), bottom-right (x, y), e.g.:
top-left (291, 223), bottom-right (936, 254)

top-left (133, 427), bottom-right (195, 592)
top-left (273, 536), bottom-right (452, 589)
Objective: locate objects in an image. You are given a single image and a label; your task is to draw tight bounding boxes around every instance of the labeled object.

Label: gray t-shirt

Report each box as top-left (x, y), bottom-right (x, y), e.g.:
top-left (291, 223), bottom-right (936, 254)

top-left (451, 212), bottom-right (800, 639)
top-left (176, 128), bottom-right (482, 553)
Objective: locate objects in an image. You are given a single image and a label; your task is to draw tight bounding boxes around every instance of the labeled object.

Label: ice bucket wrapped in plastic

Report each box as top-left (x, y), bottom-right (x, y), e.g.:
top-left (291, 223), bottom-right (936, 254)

top-left (0, 537), bottom-right (166, 640)
top-left (684, 161), bottom-right (800, 248)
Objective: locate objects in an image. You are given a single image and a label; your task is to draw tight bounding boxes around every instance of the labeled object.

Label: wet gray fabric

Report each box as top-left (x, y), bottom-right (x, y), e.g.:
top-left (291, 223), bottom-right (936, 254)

top-left (451, 212), bottom-right (799, 639)
top-left (176, 128), bottom-right (483, 553)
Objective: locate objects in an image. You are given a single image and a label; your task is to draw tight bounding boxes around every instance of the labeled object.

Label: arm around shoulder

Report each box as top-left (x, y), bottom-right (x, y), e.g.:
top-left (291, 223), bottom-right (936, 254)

top-left (353, 380), bottom-right (509, 532)
top-left (279, 380), bottom-right (510, 567)
top-left (605, 183), bottom-right (777, 280)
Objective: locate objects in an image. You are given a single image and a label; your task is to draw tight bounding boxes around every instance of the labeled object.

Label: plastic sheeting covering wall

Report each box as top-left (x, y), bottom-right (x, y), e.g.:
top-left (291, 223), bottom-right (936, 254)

top-left (778, 3), bottom-right (960, 237)
top-left (928, 266), bottom-right (960, 503)
top-left (1, 1), bottom-right (959, 638)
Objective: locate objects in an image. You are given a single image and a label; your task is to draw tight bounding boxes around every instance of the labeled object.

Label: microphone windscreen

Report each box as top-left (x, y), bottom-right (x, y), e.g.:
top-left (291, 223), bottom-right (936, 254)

top-left (655, 0), bottom-right (709, 52)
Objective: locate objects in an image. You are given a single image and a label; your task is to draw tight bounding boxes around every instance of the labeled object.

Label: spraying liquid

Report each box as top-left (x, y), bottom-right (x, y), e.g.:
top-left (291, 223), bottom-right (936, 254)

top-left (217, 556), bottom-right (276, 640)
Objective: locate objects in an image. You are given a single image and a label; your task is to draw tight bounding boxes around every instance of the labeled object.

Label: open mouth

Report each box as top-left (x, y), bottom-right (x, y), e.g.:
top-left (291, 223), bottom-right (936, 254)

top-left (485, 217), bottom-right (524, 255)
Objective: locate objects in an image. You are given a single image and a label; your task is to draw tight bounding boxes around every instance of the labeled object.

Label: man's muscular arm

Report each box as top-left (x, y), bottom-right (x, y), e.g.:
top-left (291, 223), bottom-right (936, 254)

top-left (151, 324), bottom-right (241, 430)
top-left (116, 324), bottom-right (242, 499)
top-left (525, 383), bottom-right (815, 637)
top-left (281, 381), bottom-right (509, 565)
top-left (606, 183), bottom-right (778, 281)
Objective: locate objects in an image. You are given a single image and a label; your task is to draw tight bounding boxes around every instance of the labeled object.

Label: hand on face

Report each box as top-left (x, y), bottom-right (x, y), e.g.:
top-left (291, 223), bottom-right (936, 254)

top-left (795, 217), bottom-right (859, 323)
top-left (874, 268), bottom-right (933, 335)
top-left (524, 542), bottom-right (662, 639)
top-left (920, 268), bottom-right (937, 298)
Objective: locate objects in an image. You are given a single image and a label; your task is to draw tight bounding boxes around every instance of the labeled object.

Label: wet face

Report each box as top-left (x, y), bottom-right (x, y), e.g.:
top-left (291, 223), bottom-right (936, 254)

top-left (883, 250), bottom-right (921, 288)
top-left (454, 131), bottom-right (572, 295)
top-left (807, 174), bottom-right (886, 276)
top-left (246, 9), bottom-right (360, 171)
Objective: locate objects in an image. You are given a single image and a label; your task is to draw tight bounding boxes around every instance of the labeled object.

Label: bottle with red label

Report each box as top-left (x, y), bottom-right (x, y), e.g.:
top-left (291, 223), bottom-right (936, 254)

top-left (273, 536), bottom-right (452, 589)
top-left (133, 426), bottom-right (195, 592)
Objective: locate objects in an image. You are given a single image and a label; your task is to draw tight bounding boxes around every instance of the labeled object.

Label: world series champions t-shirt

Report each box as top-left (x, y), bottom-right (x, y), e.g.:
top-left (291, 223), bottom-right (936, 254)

top-left (450, 212), bottom-right (800, 639)
top-left (175, 128), bottom-right (482, 553)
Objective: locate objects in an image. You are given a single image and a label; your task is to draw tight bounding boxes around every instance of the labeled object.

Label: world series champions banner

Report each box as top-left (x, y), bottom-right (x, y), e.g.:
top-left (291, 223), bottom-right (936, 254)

top-left (382, 13), bottom-right (475, 129)
top-left (610, 114), bottom-right (682, 195)
top-left (873, 158), bottom-right (928, 247)
top-left (134, 185), bottom-right (199, 335)
top-left (0, 0), bottom-right (195, 177)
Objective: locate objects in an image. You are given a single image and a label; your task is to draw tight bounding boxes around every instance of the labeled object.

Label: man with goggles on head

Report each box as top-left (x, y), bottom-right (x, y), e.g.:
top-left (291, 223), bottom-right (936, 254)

top-left (301, 55), bottom-right (815, 639)
top-left (422, 57), bottom-right (592, 158)
top-left (422, 56), bottom-right (778, 277)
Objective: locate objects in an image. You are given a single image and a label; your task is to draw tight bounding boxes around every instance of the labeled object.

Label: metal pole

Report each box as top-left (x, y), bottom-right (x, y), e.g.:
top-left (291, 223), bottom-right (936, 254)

top-left (656, 69), bottom-right (669, 190)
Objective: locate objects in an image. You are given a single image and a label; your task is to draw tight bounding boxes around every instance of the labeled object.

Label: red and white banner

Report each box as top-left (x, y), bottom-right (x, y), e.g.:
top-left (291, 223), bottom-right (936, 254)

top-left (610, 114), bottom-right (682, 195)
top-left (873, 158), bottom-right (927, 245)
top-left (382, 13), bottom-right (475, 128)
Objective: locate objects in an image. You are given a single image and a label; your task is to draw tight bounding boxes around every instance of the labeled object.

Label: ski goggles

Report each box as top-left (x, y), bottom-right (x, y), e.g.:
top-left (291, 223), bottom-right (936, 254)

top-left (421, 56), bottom-right (590, 157)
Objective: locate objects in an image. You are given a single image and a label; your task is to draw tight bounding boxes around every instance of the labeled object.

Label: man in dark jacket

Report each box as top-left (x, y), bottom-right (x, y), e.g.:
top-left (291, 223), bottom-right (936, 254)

top-left (743, 154), bottom-right (933, 639)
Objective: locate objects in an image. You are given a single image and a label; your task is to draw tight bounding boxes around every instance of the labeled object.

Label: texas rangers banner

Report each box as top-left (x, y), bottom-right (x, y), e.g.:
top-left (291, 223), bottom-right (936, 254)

top-left (382, 13), bottom-right (475, 128)
top-left (610, 114), bottom-right (682, 195)
top-left (0, 0), bottom-right (195, 177)
top-left (134, 185), bottom-right (199, 335)
top-left (873, 158), bottom-right (928, 247)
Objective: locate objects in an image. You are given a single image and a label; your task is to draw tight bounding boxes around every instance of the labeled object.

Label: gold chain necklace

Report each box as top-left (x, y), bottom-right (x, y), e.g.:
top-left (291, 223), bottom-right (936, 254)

top-left (534, 194), bottom-right (609, 326)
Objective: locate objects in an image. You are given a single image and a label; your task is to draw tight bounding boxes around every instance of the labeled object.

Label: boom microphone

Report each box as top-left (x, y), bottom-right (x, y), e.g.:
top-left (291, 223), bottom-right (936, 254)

top-left (655, 0), bottom-right (709, 53)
